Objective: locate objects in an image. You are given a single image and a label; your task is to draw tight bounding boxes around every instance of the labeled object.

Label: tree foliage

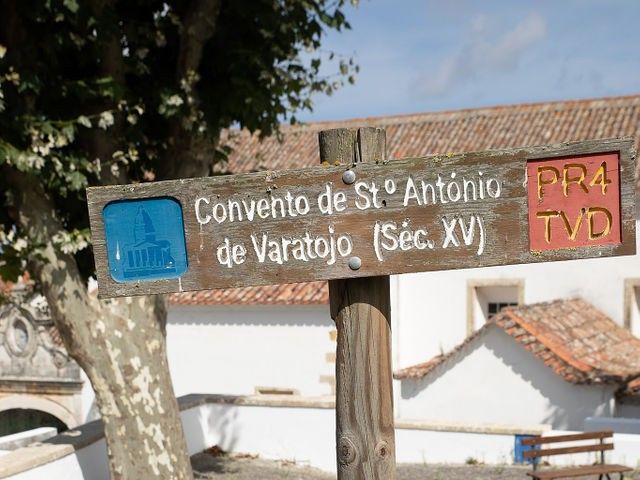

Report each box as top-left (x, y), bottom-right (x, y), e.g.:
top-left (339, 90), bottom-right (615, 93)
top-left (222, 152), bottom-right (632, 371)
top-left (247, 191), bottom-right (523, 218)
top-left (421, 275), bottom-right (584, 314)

top-left (0, 0), bottom-right (358, 282)
top-left (0, 2), bottom-right (357, 476)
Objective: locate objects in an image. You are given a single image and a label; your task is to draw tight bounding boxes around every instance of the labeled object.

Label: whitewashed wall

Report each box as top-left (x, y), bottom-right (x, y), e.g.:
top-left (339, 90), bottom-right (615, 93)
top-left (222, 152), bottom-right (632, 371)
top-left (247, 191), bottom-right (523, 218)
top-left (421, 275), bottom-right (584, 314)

top-left (166, 305), bottom-right (335, 397)
top-left (4, 396), bottom-right (640, 479)
top-left (393, 218), bottom-right (640, 371)
top-left (181, 400), bottom-right (336, 471)
top-left (397, 326), bottom-right (616, 431)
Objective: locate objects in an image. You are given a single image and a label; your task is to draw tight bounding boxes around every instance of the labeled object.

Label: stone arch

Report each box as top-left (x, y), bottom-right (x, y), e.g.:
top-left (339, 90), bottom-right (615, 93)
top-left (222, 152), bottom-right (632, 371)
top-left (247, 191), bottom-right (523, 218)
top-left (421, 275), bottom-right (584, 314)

top-left (0, 395), bottom-right (78, 430)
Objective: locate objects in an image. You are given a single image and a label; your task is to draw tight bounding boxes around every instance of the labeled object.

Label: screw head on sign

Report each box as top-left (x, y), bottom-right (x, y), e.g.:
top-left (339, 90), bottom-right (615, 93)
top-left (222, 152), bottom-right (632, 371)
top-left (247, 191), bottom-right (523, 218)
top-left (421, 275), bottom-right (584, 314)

top-left (348, 256), bottom-right (362, 271)
top-left (342, 169), bottom-right (356, 185)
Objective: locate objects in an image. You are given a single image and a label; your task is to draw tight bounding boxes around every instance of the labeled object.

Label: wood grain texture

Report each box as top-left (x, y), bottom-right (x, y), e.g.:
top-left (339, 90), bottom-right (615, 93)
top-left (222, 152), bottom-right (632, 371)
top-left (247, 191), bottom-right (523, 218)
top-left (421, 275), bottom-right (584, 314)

top-left (526, 464), bottom-right (632, 479)
top-left (322, 128), bottom-right (396, 480)
top-left (523, 443), bottom-right (613, 458)
top-left (87, 137), bottom-right (636, 298)
top-left (521, 430), bottom-right (612, 445)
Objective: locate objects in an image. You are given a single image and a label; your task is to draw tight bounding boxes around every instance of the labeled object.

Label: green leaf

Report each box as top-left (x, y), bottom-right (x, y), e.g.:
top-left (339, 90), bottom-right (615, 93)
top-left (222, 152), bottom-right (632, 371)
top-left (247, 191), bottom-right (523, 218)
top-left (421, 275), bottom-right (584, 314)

top-left (63, 0), bottom-right (79, 13)
top-left (66, 170), bottom-right (88, 191)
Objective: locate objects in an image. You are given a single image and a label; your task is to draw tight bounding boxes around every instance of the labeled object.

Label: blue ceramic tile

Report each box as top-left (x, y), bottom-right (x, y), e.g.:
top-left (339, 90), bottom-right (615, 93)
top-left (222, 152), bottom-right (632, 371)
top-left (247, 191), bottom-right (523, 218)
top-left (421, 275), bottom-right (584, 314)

top-left (103, 198), bottom-right (188, 282)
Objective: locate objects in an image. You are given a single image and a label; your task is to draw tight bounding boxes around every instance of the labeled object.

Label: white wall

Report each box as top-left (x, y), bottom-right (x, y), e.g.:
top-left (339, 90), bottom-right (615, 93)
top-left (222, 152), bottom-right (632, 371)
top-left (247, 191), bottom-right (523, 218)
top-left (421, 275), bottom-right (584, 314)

top-left (396, 428), bottom-right (515, 465)
top-left (79, 370), bottom-right (99, 424)
top-left (166, 305), bottom-right (335, 397)
top-left (585, 416), bottom-right (640, 434)
top-left (394, 220), bottom-right (640, 371)
top-left (5, 396), bottom-right (640, 479)
top-left (181, 402), bottom-right (336, 471)
top-left (4, 439), bottom-right (109, 480)
top-left (397, 326), bottom-right (615, 430)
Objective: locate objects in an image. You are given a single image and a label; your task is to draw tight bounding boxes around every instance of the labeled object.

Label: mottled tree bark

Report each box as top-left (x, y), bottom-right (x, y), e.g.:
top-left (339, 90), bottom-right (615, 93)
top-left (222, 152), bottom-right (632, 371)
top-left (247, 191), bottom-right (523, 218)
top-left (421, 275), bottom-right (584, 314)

top-left (5, 169), bottom-right (194, 479)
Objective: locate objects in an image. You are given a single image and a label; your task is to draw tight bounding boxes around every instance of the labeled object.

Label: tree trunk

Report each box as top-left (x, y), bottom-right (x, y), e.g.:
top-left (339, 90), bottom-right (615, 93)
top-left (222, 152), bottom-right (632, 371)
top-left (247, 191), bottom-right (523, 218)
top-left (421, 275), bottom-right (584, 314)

top-left (86, 296), bottom-right (192, 479)
top-left (7, 168), bottom-right (193, 479)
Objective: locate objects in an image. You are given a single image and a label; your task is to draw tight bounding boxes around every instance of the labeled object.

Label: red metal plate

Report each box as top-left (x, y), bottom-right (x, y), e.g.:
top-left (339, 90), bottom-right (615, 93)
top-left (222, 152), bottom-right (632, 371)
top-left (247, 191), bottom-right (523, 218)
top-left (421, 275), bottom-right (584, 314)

top-left (527, 153), bottom-right (621, 251)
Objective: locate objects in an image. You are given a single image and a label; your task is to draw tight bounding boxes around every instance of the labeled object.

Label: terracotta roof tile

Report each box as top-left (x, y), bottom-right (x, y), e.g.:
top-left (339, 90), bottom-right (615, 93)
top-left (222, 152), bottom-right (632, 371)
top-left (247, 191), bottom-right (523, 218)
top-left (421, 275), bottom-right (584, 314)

top-left (169, 281), bottom-right (328, 306)
top-left (394, 298), bottom-right (640, 391)
top-left (496, 299), bottom-right (640, 383)
top-left (392, 355), bottom-right (446, 381)
top-left (216, 95), bottom-right (640, 176)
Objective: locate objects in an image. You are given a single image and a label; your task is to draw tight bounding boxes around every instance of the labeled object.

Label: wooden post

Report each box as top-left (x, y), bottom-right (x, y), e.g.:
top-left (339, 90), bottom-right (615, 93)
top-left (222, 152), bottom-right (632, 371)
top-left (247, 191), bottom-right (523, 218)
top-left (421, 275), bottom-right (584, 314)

top-left (318, 127), bottom-right (396, 480)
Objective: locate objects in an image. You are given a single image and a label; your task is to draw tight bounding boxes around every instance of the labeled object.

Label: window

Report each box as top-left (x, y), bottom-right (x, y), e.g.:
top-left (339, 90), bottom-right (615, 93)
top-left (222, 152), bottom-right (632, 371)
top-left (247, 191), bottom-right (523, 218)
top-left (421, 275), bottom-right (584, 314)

top-left (487, 302), bottom-right (518, 318)
top-left (467, 279), bottom-right (524, 335)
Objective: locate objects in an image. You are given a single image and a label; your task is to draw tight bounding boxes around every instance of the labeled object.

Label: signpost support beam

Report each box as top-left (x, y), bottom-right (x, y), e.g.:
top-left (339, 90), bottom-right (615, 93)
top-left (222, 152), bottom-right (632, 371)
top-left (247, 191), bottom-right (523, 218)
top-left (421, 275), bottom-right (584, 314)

top-left (319, 127), bottom-right (396, 480)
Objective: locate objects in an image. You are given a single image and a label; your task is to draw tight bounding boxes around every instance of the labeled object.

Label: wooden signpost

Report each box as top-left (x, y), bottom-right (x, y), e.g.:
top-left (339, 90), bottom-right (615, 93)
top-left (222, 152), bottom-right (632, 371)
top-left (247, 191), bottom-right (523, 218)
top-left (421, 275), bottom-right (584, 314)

top-left (87, 129), bottom-right (635, 480)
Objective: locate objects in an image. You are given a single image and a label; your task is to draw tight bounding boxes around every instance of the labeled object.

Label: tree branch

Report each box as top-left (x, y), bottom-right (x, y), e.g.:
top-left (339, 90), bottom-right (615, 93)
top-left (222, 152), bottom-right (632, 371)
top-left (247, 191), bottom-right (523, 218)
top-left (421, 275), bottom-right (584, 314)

top-left (86, 0), bottom-right (129, 185)
top-left (155, 0), bottom-right (222, 181)
top-left (176, 0), bottom-right (221, 80)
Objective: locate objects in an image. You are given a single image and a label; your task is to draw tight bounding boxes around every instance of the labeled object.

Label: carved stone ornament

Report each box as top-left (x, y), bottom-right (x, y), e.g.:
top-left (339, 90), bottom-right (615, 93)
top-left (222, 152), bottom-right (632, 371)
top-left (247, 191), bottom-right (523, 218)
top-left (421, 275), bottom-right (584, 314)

top-left (0, 285), bottom-right (81, 389)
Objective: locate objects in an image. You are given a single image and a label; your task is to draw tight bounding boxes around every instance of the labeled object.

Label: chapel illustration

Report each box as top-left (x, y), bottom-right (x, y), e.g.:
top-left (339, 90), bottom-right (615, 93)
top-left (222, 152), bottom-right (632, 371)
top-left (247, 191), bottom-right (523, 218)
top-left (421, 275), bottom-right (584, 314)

top-left (119, 206), bottom-right (176, 279)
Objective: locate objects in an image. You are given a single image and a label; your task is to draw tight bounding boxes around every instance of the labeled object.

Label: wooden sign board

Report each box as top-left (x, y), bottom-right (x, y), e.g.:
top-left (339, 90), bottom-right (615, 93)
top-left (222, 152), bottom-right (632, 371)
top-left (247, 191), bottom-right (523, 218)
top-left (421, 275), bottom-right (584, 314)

top-left (87, 138), bottom-right (636, 298)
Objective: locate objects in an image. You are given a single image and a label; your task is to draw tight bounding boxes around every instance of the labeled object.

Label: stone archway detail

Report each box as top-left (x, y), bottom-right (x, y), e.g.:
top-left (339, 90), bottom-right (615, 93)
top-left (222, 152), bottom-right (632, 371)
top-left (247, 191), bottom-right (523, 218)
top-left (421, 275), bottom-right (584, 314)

top-left (0, 394), bottom-right (78, 429)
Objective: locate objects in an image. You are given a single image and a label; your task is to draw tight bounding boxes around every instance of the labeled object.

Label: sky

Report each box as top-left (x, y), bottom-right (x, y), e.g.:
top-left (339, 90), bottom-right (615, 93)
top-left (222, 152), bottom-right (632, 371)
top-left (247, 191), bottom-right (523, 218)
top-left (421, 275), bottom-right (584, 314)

top-left (298, 0), bottom-right (640, 122)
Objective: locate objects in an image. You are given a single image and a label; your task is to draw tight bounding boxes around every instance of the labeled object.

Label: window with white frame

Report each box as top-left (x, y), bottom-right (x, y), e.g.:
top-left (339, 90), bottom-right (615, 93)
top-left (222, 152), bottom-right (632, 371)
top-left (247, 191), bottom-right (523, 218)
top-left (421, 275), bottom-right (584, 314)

top-left (467, 279), bottom-right (524, 335)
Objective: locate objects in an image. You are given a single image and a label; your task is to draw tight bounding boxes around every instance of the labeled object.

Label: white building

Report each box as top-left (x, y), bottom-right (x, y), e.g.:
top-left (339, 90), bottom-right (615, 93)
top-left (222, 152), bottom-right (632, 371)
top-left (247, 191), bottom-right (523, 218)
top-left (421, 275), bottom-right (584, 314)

top-left (394, 298), bottom-right (640, 430)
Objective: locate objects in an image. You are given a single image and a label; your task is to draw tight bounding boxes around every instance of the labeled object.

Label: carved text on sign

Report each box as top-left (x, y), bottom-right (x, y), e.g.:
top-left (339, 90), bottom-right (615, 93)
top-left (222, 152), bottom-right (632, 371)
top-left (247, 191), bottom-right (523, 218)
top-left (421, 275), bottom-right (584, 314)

top-left (194, 172), bottom-right (499, 269)
top-left (527, 153), bottom-right (621, 251)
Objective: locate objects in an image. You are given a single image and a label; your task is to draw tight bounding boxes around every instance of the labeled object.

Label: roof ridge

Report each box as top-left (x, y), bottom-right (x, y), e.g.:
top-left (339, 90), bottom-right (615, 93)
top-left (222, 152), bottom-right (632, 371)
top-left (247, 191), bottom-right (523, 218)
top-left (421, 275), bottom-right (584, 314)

top-left (220, 94), bottom-right (640, 179)
top-left (503, 308), bottom-right (595, 374)
top-left (394, 322), bottom-right (494, 380)
top-left (268, 94), bottom-right (640, 132)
